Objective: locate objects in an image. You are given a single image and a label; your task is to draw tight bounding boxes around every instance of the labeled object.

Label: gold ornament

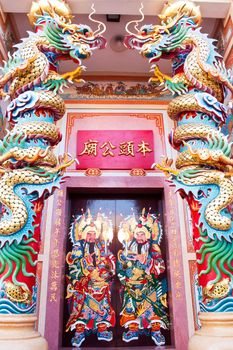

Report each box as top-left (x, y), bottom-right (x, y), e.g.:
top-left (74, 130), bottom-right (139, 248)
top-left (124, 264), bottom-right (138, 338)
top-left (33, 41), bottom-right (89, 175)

top-left (73, 210), bottom-right (113, 242)
top-left (28, 0), bottom-right (73, 26)
top-left (118, 208), bottom-right (160, 243)
top-left (159, 1), bottom-right (202, 26)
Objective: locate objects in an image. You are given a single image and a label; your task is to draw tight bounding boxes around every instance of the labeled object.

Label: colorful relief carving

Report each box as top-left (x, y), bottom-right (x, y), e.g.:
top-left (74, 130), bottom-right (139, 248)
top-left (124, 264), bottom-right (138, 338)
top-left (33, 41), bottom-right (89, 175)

top-left (125, 1), bottom-right (233, 312)
top-left (117, 209), bottom-right (169, 345)
top-left (0, 0), bottom-right (105, 314)
top-left (66, 210), bottom-right (115, 347)
top-left (73, 80), bottom-right (163, 100)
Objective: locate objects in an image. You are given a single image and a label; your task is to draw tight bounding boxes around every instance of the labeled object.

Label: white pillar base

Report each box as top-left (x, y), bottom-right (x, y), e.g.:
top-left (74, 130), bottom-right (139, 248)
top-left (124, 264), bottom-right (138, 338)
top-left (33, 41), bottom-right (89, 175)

top-left (188, 312), bottom-right (233, 350)
top-left (0, 314), bottom-right (48, 350)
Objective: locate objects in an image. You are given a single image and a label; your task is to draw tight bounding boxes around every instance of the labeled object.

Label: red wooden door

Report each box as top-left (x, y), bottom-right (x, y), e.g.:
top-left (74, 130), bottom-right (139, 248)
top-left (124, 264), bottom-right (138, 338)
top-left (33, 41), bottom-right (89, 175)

top-left (62, 191), bottom-right (171, 348)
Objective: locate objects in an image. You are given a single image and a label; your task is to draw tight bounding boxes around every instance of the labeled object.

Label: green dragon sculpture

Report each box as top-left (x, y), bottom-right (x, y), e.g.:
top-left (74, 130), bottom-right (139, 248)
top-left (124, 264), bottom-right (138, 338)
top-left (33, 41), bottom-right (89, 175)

top-left (0, 0), bottom-right (106, 313)
top-left (124, 0), bottom-right (233, 314)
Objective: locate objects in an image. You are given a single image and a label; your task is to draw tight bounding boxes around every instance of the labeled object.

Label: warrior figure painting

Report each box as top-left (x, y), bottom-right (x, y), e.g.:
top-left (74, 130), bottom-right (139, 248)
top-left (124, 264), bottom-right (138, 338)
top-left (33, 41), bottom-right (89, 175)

top-left (66, 210), bottom-right (115, 347)
top-left (117, 209), bottom-right (169, 346)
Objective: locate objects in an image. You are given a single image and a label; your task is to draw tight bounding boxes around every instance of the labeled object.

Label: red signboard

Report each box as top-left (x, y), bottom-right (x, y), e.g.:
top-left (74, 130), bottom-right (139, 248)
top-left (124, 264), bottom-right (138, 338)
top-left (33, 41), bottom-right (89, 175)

top-left (76, 130), bottom-right (154, 170)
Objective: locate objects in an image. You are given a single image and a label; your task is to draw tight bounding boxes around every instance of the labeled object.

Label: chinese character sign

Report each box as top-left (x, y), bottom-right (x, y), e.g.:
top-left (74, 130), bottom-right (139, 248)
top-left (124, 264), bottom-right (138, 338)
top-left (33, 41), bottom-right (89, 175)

top-left (76, 130), bottom-right (154, 169)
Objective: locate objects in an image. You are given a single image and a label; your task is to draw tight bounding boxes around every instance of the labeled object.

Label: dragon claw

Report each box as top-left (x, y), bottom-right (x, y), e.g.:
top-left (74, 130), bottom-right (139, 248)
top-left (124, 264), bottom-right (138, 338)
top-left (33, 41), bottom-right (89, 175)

top-left (61, 65), bottom-right (86, 82)
top-left (149, 77), bottom-right (162, 84)
top-left (74, 78), bottom-right (85, 84)
top-left (53, 153), bottom-right (75, 174)
top-left (152, 157), bottom-right (177, 176)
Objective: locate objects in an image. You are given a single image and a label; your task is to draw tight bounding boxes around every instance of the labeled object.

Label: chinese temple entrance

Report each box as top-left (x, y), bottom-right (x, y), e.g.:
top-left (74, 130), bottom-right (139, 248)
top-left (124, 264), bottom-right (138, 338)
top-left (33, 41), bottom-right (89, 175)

top-left (62, 191), bottom-right (171, 348)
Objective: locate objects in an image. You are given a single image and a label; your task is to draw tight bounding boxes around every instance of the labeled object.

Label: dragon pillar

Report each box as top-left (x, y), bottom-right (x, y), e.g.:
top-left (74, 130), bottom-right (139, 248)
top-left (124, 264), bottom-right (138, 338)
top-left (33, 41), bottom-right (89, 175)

top-left (0, 0), bottom-right (106, 348)
top-left (124, 1), bottom-right (233, 349)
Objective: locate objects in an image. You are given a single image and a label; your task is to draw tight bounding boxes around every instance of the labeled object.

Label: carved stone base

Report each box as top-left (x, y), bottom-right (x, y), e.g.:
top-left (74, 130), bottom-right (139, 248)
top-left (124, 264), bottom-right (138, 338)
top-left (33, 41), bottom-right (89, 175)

top-left (0, 314), bottom-right (48, 350)
top-left (188, 312), bottom-right (233, 350)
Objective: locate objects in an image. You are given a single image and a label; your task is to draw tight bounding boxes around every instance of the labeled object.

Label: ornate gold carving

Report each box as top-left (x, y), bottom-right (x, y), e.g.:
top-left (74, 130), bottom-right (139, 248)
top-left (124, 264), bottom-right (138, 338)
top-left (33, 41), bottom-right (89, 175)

top-left (84, 168), bottom-right (102, 176)
top-left (129, 168), bottom-right (146, 176)
top-left (203, 278), bottom-right (230, 302)
top-left (65, 112), bottom-right (165, 154)
top-left (5, 282), bottom-right (32, 304)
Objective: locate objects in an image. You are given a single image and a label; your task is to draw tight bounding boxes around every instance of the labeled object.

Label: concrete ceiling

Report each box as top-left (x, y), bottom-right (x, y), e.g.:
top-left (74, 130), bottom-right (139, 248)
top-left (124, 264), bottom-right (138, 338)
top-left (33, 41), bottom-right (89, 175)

top-left (0, 0), bottom-right (230, 78)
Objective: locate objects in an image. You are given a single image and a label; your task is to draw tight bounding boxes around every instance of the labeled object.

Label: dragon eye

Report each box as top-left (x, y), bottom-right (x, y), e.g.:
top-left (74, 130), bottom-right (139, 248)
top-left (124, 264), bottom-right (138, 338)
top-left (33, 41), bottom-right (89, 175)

top-left (60, 16), bottom-right (66, 23)
top-left (83, 28), bottom-right (89, 36)
top-left (141, 28), bottom-right (148, 36)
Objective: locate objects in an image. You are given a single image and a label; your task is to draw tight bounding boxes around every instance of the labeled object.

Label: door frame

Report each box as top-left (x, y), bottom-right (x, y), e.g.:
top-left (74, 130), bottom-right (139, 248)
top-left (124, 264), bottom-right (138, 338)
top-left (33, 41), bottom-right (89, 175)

top-left (44, 175), bottom-right (189, 350)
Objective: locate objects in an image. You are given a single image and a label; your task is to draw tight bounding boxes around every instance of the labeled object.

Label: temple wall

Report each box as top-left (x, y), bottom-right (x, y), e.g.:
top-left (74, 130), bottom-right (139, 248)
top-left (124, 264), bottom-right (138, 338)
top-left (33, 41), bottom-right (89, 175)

top-left (223, 1), bottom-right (233, 70)
top-left (222, 5), bottom-right (233, 145)
top-left (0, 1), bottom-right (232, 347)
top-left (36, 96), bottom-right (200, 349)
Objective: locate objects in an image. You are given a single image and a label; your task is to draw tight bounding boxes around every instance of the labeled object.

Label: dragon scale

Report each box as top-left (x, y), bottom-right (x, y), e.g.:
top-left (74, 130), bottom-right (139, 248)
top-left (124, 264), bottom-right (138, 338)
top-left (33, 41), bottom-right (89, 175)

top-left (183, 36), bottom-right (224, 100)
top-left (125, 0), bottom-right (233, 313)
top-left (0, 168), bottom-right (61, 236)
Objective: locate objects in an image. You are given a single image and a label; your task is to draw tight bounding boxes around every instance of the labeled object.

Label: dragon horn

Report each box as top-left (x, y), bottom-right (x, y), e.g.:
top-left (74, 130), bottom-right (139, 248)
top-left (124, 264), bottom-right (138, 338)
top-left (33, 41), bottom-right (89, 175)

top-left (154, 11), bottom-right (185, 34)
top-left (89, 4), bottom-right (106, 36)
top-left (125, 2), bottom-right (144, 36)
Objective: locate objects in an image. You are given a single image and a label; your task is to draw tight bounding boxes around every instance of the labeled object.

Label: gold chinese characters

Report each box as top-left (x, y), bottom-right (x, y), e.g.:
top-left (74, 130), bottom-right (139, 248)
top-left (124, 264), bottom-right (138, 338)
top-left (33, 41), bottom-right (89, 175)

top-left (79, 139), bottom-right (152, 157)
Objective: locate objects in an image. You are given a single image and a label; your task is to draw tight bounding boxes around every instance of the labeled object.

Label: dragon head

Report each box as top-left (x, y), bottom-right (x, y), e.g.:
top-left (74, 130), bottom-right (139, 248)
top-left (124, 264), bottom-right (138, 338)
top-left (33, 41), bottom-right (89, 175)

top-left (28, 0), bottom-right (106, 64)
top-left (124, 1), bottom-right (201, 64)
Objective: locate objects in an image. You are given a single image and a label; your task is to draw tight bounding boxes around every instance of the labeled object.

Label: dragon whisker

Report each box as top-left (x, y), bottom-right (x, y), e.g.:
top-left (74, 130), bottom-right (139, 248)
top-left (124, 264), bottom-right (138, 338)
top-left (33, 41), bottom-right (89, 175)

top-left (89, 4), bottom-right (106, 36)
